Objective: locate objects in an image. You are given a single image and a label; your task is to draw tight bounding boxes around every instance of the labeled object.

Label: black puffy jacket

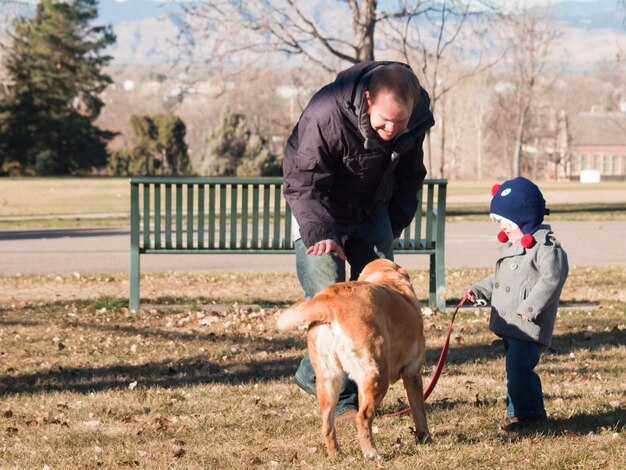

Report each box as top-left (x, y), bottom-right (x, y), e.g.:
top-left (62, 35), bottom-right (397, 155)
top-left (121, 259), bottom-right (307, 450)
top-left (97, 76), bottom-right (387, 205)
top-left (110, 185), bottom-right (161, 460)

top-left (283, 61), bottom-right (435, 248)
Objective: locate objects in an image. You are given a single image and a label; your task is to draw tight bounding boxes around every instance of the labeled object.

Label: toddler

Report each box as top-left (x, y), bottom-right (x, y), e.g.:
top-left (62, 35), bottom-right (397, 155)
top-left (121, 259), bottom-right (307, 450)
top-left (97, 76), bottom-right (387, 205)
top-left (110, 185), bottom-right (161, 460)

top-left (467, 177), bottom-right (569, 431)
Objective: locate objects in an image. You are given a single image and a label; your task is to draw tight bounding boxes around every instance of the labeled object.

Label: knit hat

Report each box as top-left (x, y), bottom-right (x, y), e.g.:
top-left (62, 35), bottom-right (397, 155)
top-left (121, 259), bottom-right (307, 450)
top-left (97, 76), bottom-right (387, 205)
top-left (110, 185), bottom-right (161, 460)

top-left (490, 177), bottom-right (550, 247)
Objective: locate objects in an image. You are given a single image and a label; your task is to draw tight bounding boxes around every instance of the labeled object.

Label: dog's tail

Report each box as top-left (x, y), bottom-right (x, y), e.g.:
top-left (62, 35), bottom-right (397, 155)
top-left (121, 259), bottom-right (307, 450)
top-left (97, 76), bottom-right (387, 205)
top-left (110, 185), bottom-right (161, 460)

top-left (276, 298), bottom-right (333, 332)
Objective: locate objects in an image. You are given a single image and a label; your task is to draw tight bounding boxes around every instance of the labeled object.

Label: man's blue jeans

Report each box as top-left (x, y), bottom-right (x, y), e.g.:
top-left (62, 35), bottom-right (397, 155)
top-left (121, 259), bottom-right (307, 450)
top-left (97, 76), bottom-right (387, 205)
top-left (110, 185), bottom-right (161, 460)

top-left (293, 212), bottom-right (394, 416)
top-left (503, 337), bottom-right (546, 419)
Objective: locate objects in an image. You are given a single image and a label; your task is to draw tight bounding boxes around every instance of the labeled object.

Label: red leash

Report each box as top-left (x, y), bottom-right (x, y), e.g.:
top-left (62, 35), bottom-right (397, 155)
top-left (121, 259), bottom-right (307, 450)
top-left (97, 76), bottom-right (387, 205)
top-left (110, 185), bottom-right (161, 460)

top-left (385, 293), bottom-right (469, 417)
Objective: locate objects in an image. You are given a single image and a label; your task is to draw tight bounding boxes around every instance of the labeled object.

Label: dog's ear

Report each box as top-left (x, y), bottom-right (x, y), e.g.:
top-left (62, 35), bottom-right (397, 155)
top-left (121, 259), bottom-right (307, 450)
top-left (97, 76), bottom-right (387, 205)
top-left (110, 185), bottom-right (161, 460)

top-left (397, 266), bottom-right (409, 278)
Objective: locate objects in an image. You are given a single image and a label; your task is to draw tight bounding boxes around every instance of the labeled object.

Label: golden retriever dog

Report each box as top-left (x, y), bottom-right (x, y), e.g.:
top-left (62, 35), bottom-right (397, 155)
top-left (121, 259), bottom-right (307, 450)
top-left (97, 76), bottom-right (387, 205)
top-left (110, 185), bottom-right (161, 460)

top-left (276, 258), bottom-right (430, 459)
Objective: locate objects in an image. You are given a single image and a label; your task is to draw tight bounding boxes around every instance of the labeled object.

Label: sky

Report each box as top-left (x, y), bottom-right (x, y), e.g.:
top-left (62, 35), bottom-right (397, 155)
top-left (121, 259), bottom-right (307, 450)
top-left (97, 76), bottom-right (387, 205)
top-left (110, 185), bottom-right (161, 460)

top-left (98, 0), bottom-right (185, 22)
top-left (2, 0), bottom-right (612, 26)
top-left (95, 0), bottom-right (604, 23)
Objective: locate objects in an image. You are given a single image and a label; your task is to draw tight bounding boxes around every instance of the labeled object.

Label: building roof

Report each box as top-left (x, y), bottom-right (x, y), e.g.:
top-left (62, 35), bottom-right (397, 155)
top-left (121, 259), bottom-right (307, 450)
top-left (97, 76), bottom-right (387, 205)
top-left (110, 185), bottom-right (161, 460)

top-left (569, 112), bottom-right (626, 147)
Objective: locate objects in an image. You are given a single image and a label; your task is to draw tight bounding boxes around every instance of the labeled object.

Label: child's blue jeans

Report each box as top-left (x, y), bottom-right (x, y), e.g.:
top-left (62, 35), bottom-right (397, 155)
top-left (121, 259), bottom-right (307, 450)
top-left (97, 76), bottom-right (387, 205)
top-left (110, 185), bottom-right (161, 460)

top-left (293, 212), bottom-right (394, 416)
top-left (503, 337), bottom-right (546, 418)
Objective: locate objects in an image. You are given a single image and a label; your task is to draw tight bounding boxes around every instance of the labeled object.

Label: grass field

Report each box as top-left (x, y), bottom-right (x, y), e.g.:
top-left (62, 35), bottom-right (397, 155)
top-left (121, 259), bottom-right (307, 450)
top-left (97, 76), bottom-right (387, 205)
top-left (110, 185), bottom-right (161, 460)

top-left (1, 177), bottom-right (625, 229)
top-left (0, 266), bottom-right (624, 468)
top-left (1, 178), bottom-right (624, 467)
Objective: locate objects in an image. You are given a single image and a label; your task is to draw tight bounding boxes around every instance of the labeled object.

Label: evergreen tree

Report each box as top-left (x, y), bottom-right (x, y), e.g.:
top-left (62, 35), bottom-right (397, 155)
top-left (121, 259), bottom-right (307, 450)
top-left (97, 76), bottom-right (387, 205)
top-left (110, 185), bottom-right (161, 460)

top-left (0, 0), bottom-right (115, 175)
top-left (108, 113), bottom-right (192, 176)
top-left (200, 107), bottom-right (281, 177)
top-left (153, 113), bottom-right (191, 175)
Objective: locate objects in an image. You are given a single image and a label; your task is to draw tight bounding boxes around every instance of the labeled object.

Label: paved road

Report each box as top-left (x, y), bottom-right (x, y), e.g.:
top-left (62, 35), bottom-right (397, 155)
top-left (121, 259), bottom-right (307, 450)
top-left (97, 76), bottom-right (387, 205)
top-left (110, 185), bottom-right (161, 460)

top-left (1, 220), bottom-right (624, 275)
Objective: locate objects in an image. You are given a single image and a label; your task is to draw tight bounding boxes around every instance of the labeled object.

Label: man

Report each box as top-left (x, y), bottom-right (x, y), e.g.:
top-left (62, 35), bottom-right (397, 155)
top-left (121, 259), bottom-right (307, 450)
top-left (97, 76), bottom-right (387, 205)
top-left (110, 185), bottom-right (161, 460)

top-left (283, 60), bottom-right (435, 420)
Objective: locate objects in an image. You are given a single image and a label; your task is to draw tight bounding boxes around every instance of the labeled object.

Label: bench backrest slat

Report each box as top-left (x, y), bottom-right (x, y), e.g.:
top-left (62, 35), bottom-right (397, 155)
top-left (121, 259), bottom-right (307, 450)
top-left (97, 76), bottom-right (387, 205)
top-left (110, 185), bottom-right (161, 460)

top-left (230, 185), bottom-right (238, 249)
top-left (273, 183), bottom-right (281, 249)
top-left (187, 184), bottom-right (194, 248)
top-left (154, 184), bottom-right (162, 249)
top-left (165, 184), bottom-right (172, 248)
top-left (413, 189), bottom-right (424, 248)
top-left (262, 186), bottom-right (271, 249)
top-left (143, 184), bottom-right (150, 249)
top-left (175, 184), bottom-right (183, 248)
top-left (208, 185), bottom-right (215, 248)
top-left (198, 185), bottom-right (205, 249)
top-left (219, 185), bottom-right (227, 248)
top-left (252, 185), bottom-right (260, 248)
top-left (424, 183), bottom-right (435, 249)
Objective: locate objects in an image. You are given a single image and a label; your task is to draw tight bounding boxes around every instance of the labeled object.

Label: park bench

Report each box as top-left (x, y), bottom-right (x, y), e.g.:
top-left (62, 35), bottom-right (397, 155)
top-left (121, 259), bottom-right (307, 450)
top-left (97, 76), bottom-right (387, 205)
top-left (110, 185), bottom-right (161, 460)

top-left (130, 177), bottom-right (448, 311)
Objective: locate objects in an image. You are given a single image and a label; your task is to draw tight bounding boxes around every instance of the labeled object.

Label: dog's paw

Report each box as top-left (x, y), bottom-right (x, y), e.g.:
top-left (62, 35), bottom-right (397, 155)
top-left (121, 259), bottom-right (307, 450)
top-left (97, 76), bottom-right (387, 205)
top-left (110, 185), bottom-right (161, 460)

top-left (409, 427), bottom-right (433, 444)
top-left (417, 432), bottom-right (433, 444)
top-left (362, 450), bottom-right (383, 461)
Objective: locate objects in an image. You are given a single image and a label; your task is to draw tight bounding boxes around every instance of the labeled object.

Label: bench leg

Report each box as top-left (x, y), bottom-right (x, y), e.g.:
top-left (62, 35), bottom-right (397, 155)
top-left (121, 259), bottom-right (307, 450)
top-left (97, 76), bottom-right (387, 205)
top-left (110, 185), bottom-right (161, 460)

top-left (130, 248), bottom-right (140, 311)
top-left (130, 182), bottom-right (140, 311)
top-left (429, 253), bottom-right (446, 312)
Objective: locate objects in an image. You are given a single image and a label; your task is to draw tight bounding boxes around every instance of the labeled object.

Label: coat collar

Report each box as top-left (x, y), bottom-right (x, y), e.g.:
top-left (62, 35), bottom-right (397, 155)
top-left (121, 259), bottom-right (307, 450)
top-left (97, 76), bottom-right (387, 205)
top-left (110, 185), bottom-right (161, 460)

top-left (498, 224), bottom-right (553, 258)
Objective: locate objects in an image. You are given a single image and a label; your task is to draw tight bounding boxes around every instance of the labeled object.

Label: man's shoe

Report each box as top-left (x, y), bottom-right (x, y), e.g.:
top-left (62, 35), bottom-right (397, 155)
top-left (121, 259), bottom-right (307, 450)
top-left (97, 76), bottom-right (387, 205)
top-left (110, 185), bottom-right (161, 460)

top-left (335, 407), bottom-right (357, 423)
top-left (499, 413), bottom-right (547, 431)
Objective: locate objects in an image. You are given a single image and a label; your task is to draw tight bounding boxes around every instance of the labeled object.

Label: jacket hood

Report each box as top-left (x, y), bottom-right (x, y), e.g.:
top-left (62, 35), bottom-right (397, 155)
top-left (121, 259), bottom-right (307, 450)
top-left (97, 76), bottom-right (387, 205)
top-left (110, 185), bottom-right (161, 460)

top-left (333, 61), bottom-right (435, 152)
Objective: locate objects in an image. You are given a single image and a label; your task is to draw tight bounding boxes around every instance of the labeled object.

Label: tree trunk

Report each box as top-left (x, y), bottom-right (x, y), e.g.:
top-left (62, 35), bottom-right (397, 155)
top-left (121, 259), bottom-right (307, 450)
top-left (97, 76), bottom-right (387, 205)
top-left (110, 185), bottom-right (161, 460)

top-left (439, 90), bottom-right (446, 178)
top-left (350, 0), bottom-right (376, 61)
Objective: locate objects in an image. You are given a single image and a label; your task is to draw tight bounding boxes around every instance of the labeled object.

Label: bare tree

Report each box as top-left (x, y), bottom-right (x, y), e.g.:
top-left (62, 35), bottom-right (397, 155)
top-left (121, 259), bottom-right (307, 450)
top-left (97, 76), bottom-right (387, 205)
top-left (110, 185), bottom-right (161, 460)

top-left (177, 1), bottom-right (505, 69)
top-left (178, 0), bottom-right (379, 70)
top-left (378, 0), bottom-right (504, 177)
top-left (177, 0), bottom-right (505, 177)
top-left (506, 9), bottom-right (560, 177)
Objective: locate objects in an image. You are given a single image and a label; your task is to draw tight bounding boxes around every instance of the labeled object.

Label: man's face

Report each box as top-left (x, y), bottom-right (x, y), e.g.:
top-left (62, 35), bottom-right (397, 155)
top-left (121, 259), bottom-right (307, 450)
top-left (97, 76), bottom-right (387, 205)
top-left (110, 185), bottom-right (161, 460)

top-left (366, 91), bottom-right (413, 141)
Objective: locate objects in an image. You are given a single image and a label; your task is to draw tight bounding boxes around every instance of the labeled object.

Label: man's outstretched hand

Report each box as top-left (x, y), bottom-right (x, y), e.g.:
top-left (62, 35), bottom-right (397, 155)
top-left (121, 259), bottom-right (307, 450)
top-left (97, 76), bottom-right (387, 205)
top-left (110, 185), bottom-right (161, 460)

top-left (306, 239), bottom-right (347, 260)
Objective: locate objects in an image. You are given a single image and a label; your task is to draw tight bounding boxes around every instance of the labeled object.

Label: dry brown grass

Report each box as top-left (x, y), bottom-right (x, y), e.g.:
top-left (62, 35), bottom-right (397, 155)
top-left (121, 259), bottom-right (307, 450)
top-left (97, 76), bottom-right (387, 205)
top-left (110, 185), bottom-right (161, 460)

top-left (0, 267), bottom-right (624, 469)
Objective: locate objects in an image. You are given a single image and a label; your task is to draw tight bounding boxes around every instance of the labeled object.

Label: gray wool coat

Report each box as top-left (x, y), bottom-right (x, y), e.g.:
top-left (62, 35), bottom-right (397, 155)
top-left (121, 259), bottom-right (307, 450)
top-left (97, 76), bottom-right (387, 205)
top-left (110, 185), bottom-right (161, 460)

top-left (469, 225), bottom-right (569, 347)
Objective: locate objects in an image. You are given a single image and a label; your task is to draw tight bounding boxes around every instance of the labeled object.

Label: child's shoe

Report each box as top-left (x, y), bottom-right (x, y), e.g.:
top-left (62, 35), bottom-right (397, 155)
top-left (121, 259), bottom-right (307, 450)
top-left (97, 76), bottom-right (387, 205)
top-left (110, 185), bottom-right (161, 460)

top-left (499, 413), bottom-right (547, 431)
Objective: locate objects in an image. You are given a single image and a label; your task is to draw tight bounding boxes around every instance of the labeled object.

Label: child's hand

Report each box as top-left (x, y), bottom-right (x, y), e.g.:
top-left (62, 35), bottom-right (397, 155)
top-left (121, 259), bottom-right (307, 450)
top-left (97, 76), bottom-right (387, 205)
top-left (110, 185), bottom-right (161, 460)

top-left (466, 289), bottom-right (487, 306)
top-left (521, 315), bottom-right (530, 322)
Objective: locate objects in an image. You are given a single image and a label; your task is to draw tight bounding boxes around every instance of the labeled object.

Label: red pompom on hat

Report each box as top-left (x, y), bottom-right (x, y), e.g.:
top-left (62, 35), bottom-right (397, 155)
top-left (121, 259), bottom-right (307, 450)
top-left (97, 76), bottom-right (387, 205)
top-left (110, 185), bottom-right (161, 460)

top-left (491, 183), bottom-right (501, 197)
top-left (497, 230), bottom-right (509, 243)
top-left (520, 234), bottom-right (536, 248)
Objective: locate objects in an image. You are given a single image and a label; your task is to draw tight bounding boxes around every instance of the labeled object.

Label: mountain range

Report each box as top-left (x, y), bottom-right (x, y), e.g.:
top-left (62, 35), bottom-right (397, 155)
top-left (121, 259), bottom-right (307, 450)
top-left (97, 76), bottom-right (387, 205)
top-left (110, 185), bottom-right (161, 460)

top-left (101, 0), bottom-right (626, 70)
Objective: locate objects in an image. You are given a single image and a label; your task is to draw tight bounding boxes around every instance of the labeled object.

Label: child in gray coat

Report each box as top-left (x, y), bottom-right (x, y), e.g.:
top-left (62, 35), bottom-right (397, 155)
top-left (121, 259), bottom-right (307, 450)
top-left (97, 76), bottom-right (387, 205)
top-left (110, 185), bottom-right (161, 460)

top-left (467, 177), bottom-right (569, 431)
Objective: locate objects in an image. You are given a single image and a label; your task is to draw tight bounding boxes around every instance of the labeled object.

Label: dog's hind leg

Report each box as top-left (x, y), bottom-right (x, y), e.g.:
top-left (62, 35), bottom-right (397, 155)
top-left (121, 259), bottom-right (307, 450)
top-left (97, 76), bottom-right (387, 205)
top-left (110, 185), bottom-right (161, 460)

top-left (316, 368), bottom-right (343, 456)
top-left (355, 374), bottom-right (387, 460)
top-left (401, 370), bottom-right (431, 444)
top-left (309, 328), bottom-right (343, 456)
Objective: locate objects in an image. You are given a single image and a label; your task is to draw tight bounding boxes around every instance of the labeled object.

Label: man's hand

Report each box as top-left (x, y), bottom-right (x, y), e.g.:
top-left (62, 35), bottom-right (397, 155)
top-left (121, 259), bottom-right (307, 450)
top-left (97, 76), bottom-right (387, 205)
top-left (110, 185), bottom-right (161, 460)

top-left (306, 239), bottom-right (347, 260)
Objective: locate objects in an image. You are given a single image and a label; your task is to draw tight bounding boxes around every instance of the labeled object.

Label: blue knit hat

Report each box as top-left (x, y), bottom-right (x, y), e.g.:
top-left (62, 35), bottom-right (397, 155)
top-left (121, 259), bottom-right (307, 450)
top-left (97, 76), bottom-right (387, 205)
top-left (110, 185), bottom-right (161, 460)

top-left (490, 177), bottom-right (549, 235)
